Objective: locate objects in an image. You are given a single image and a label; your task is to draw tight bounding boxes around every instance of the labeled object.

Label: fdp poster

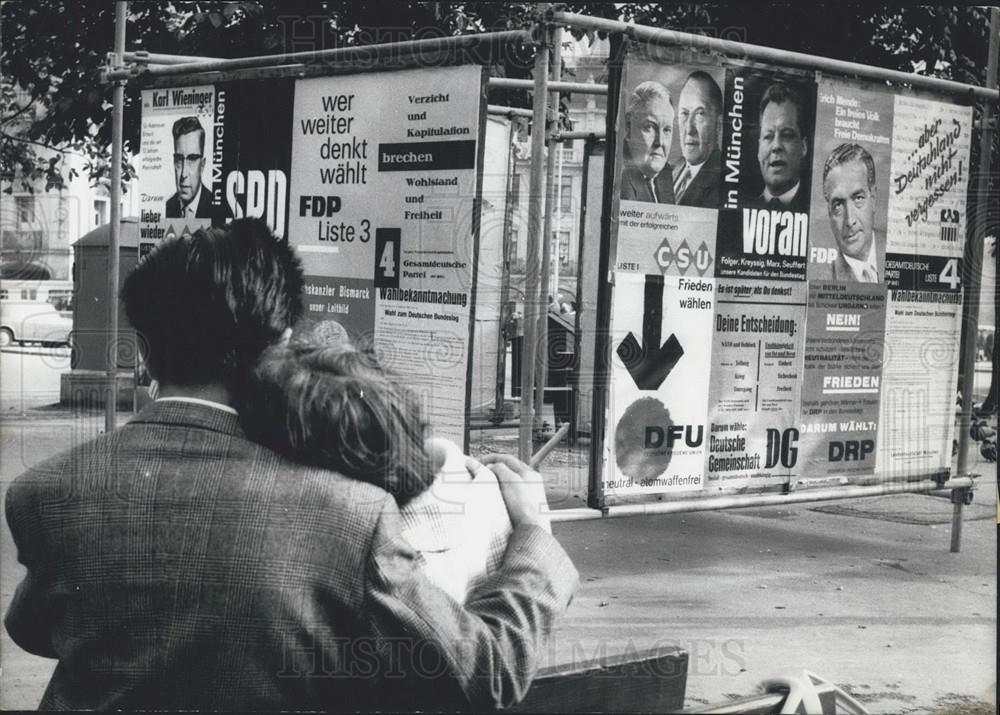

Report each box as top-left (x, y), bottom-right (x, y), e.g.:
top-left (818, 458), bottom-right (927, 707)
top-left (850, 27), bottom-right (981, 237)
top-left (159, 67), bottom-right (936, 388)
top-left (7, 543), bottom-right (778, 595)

top-left (807, 77), bottom-right (894, 284)
top-left (287, 65), bottom-right (486, 443)
top-left (139, 86), bottom-right (216, 248)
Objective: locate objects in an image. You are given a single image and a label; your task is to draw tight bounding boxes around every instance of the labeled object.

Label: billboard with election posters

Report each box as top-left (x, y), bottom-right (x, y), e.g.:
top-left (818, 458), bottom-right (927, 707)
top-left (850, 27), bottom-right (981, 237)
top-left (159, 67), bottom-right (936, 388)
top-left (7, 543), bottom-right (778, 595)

top-left (139, 85), bottom-right (217, 250)
top-left (286, 64), bottom-right (487, 445)
top-left (595, 39), bottom-right (974, 507)
top-left (140, 66), bottom-right (488, 448)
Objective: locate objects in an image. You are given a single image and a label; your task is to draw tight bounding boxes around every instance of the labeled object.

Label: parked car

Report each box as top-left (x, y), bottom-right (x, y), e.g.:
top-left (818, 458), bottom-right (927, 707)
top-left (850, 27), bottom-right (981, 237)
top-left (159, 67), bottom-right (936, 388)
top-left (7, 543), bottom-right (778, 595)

top-left (0, 301), bottom-right (73, 347)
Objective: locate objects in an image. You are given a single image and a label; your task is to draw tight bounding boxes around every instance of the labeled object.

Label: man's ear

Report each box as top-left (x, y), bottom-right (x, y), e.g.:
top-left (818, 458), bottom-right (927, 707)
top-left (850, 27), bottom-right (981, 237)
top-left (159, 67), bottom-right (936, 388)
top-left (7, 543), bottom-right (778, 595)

top-left (278, 327), bottom-right (293, 346)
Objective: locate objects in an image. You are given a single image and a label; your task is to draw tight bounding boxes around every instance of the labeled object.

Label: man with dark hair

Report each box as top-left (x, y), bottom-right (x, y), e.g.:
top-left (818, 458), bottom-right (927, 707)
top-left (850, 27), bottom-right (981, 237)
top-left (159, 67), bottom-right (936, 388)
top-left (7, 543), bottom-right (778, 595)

top-left (820, 142), bottom-right (883, 282)
top-left (673, 71), bottom-right (723, 208)
top-left (620, 80), bottom-right (676, 204)
top-left (165, 115), bottom-right (212, 219)
top-left (755, 82), bottom-right (810, 211)
top-left (4, 219), bottom-right (578, 710)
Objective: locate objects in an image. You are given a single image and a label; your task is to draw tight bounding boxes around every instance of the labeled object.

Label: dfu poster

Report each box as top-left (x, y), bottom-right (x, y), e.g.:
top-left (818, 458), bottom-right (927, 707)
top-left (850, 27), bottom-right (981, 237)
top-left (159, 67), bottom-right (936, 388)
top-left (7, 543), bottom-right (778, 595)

top-left (287, 65), bottom-right (485, 443)
top-left (139, 86), bottom-right (217, 249)
top-left (612, 46), bottom-right (723, 276)
top-left (605, 273), bottom-right (714, 498)
top-left (877, 93), bottom-right (971, 479)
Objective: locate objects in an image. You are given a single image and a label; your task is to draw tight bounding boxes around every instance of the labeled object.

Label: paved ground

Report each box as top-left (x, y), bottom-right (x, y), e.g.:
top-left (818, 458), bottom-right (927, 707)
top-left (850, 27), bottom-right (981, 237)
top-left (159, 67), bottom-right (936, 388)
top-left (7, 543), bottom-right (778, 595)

top-left (1, 408), bottom-right (996, 712)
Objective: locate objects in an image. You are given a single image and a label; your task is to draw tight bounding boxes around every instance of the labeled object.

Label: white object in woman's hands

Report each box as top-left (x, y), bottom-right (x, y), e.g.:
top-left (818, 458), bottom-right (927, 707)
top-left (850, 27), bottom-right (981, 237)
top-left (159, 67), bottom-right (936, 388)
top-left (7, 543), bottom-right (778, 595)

top-left (400, 438), bottom-right (513, 602)
top-left (479, 453), bottom-right (552, 534)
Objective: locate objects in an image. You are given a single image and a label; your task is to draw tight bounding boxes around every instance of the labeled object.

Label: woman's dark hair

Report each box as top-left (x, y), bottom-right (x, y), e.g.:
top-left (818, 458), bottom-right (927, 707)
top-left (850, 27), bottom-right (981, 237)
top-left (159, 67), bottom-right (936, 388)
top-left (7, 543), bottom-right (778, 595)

top-left (240, 329), bottom-right (436, 505)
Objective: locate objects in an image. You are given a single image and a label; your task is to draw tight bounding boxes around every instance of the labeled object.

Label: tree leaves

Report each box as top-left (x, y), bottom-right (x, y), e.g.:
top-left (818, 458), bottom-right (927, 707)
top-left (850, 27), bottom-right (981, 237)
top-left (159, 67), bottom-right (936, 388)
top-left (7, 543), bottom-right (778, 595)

top-left (1, 2), bottom-right (996, 194)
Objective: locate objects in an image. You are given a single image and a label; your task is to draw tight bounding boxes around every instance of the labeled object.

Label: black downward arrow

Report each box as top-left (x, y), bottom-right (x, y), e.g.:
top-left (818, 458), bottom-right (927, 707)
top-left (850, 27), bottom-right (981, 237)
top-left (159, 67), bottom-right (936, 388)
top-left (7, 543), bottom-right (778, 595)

top-left (616, 275), bottom-right (684, 390)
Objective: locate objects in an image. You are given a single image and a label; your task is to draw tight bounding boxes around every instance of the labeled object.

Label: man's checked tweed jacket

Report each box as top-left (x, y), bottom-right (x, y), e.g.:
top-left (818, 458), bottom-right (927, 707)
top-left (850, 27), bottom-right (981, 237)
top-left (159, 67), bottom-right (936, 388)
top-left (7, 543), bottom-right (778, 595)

top-left (5, 401), bottom-right (578, 710)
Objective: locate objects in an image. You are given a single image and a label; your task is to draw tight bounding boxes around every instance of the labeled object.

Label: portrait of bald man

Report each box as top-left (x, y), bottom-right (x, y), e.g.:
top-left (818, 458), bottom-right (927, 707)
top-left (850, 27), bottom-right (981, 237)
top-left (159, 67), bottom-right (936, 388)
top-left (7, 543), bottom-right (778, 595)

top-left (620, 80), bottom-right (676, 204)
top-left (672, 71), bottom-right (723, 208)
top-left (819, 143), bottom-right (884, 283)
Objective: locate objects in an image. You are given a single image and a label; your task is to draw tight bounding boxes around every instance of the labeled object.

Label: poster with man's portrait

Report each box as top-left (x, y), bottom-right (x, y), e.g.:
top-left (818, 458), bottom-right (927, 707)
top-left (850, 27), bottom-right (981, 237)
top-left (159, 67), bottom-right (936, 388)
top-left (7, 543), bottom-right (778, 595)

top-left (612, 45), bottom-right (725, 276)
top-left (713, 67), bottom-right (815, 282)
top-left (139, 86), bottom-right (216, 243)
top-left (807, 77), bottom-right (894, 284)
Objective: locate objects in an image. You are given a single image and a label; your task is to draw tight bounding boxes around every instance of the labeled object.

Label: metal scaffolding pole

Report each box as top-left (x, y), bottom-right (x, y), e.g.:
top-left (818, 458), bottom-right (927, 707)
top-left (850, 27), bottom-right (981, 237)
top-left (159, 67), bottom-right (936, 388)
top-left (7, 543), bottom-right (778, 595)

top-left (487, 104), bottom-right (534, 118)
top-left (535, 25), bottom-right (563, 427)
top-left (548, 477), bottom-right (976, 523)
top-left (107, 30), bottom-right (531, 81)
top-left (952, 7), bottom-right (999, 553)
top-left (551, 10), bottom-right (1000, 103)
top-left (518, 22), bottom-right (550, 462)
top-left (488, 77), bottom-right (608, 95)
top-left (105, 1), bottom-right (127, 433)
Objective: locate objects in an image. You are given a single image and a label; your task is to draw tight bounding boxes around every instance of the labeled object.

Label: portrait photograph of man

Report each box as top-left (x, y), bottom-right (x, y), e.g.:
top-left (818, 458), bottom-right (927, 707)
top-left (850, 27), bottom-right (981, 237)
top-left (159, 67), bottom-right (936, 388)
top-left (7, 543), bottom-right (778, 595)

top-left (620, 80), bottom-right (676, 204)
top-left (807, 78), bottom-right (894, 283)
top-left (165, 115), bottom-right (212, 219)
top-left (672, 71), bottom-right (723, 209)
top-left (818, 144), bottom-right (885, 283)
top-left (753, 82), bottom-right (811, 212)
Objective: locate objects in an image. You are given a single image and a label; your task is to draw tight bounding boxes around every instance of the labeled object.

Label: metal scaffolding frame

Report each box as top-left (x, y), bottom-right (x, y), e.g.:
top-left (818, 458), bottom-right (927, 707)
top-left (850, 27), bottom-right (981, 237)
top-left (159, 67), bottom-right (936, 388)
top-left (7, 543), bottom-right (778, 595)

top-left (101, 4), bottom-right (997, 546)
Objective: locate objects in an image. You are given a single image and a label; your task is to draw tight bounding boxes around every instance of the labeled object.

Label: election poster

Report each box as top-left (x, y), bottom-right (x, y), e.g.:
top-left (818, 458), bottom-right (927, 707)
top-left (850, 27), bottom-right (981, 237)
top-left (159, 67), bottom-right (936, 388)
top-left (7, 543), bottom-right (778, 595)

top-left (706, 280), bottom-right (806, 491)
top-left (808, 77), bottom-right (894, 284)
top-left (139, 80), bottom-right (297, 249)
top-left (139, 86), bottom-right (217, 251)
top-left (604, 272), bottom-right (714, 499)
top-left (876, 94), bottom-right (971, 479)
top-left (612, 46), bottom-right (723, 276)
top-left (886, 94), bottom-right (972, 260)
top-left (798, 282), bottom-right (887, 483)
top-left (715, 65), bottom-right (815, 277)
top-left (213, 80), bottom-right (296, 239)
top-left (287, 65), bottom-right (486, 444)
top-left (877, 257), bottom-right (963, 479)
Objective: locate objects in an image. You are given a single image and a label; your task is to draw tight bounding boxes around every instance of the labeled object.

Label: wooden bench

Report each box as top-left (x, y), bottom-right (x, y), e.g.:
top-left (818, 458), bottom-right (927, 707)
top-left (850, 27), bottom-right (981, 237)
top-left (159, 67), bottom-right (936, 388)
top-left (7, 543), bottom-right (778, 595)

top-left (512, 646), bottom-right (688, 712)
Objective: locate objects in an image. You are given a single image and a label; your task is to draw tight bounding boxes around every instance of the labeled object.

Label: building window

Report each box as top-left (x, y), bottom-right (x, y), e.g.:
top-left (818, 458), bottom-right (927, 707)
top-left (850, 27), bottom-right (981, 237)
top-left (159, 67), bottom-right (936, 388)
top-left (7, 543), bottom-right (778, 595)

top-left (16, 196), bottom-right (36, 225)
top-left (510, 173), bottom-right (520, 210)
top-left (559, 177), bottom-right (573, 213)
top-left (554, 230), bottom-right (571, 264)
top-left (93, 199), bottom-right (109, 228)
top-left (561, 141), bottom-right (576, 163)
top-left (509, 229), bottom-right (519, 259)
